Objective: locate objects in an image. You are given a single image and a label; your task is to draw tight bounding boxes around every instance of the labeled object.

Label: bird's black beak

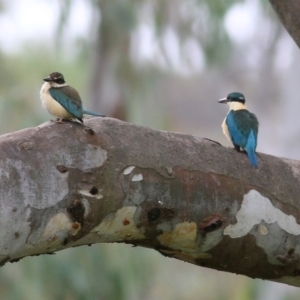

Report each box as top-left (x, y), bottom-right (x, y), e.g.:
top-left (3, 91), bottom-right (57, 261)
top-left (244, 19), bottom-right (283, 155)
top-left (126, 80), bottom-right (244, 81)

top-left (43, 76), bottom-right (52, 82)
top-left (218, 97), bottom-right (228, 104)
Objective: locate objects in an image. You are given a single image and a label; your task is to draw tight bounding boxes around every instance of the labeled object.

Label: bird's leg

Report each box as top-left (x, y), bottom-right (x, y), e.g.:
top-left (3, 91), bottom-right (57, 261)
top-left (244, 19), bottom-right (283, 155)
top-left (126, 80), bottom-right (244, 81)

top-left (234, 144), bottom-right (247, 154)
top-left (56, 118), bottom-right (65, 124)
top-left (233, 144), bottom-right (241, 152)
top-left (55, 118), bottom-right (82, 125)
top-left (50, 118), bottom-right (67, 124)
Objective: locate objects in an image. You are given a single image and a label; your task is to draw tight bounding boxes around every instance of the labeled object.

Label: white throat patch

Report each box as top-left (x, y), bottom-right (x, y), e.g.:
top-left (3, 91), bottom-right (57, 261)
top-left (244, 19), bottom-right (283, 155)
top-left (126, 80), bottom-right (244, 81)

top-left (228, 102), bottom-right (247, 111)
top-left (50, 82), bottom-right (68, 88)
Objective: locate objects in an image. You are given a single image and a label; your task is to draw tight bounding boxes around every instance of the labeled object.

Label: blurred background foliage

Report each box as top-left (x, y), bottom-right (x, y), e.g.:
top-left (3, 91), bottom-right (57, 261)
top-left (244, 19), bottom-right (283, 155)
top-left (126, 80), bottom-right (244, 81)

top-left (0, 0), bottom-right (300, 299)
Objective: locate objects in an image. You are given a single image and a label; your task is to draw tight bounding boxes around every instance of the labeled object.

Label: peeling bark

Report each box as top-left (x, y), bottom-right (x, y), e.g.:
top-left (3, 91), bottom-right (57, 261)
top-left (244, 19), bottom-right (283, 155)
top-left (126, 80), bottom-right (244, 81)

top-left (1, 118), bottom-right (300, 287)
top-left (269, 0), bottom-right (300, 48)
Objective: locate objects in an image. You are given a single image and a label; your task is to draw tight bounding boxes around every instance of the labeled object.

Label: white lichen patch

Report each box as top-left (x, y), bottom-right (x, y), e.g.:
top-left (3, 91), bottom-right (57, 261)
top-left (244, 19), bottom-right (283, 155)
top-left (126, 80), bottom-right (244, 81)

top-left (165, 166), bottom-right (173, 176)
top-left (42, 213), bottom-right (73, 240)
top-left (158, 222), bottom-right (198, 252)
top-left (259, 225), bottom-right (268, 235)
top-left (132, 174), bottom-right (143, 181)
top-left (81, 198), bottom-right (91, 218)
top-left (0, 159), bottom-right (69, 209)
top-left (224, 190), bottom-right (300, 238)
top-left (123, 166), bottom-right (135, 175)
top-left (200, 230), bottom-right (224, 252)
top-left (78, 189), bottom-right (103, 199)
top-left (0, 145), bottom-right (107, 210)
top-left (92, 206), bottom-right (145, 242)
top-left (68, 144), bottom-right (107, 171)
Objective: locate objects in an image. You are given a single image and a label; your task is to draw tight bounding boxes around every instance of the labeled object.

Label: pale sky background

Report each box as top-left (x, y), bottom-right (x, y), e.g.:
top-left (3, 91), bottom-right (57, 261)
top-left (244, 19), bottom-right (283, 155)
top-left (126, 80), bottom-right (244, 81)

top-left (0, 0), bottom-right (294, 76)
top-left (0, 0), bottom-right (268, 62)
top-left (0, 0), bottom-right (92, 53)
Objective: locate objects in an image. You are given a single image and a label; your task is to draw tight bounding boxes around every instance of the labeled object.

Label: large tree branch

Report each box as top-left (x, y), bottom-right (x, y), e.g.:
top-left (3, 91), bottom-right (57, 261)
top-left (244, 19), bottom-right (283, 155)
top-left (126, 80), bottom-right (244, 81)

top-left (269, 0), bottom-right (300, 48)
top-left (1, 118), bottom-right (300, 286)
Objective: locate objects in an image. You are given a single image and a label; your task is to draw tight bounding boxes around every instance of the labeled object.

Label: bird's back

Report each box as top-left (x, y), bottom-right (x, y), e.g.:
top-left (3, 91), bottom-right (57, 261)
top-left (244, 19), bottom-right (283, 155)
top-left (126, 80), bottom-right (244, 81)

top-left (226, 109), bottom-right (258, 149)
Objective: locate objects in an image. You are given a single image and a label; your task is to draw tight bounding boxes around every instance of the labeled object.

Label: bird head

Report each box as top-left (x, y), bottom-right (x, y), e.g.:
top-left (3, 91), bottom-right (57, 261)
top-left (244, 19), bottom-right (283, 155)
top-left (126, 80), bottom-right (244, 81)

top-left (218, 92), bottom-right (245, 105)
top-left (43, 72), bottom-right (66, 85)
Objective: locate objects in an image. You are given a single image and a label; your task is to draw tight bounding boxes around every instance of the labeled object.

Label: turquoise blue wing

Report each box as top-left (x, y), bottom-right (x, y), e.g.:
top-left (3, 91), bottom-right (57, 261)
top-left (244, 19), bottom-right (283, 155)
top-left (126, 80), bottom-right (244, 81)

top-left (49, 87), bottom-right (83, 119)
top-left (226, 110), bottom-right (258, 149)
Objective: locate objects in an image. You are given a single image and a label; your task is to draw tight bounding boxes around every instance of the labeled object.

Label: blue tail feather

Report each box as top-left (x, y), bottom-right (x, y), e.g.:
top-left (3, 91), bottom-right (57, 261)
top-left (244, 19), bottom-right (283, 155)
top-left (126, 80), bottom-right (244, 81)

top-left (246, 149), bottom-right (258, 167)
top-left (245, 130), bottom-right (258, 167)
top-left (82, 109), bottom-right (105, 117)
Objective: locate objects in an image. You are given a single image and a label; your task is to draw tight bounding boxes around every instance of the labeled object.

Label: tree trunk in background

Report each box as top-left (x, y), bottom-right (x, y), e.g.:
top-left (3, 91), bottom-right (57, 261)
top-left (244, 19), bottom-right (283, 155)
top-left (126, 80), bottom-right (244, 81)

top-left (279, 47), bottom-right (300, 159)
top-left (269, 0), bottom-right (300, 49)
top-left (1, 118), bottom-right (300, 287)
top-left (89, 2), bottom-right (127, 120)
top-left (267, 0), bottom-right (300, 160)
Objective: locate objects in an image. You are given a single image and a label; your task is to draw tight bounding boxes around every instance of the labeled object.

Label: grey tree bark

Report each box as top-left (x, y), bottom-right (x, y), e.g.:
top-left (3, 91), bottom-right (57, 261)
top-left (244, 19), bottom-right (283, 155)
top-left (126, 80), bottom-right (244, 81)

top-left (1, 117), bottom-right (300, 287)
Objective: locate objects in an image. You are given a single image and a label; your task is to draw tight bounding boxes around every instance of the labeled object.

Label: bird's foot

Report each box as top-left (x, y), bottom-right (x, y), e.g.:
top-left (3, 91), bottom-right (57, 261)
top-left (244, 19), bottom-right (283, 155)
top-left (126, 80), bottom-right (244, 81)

top-left (234, 145), bottom-right (241, 152)
top-left (50, 118), bottom-right (67, 124)
top-left (234, 146), bottom-right (247, 155)
top-left (56, 118), bottom-right (65, 124)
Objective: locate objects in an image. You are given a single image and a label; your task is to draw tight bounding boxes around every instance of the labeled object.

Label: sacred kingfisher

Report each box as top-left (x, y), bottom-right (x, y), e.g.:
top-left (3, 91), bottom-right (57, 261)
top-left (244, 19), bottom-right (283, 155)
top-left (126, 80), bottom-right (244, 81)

top-left (218, 92), bottom-right (259, 167)
top-left (40, 72), bottom-right (105, 123)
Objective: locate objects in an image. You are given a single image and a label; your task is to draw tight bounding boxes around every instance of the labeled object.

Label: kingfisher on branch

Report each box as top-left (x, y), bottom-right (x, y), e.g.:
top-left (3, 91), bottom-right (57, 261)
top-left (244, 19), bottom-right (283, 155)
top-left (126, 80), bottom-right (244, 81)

top-left (40, 72), bottom-right (105, 123)
top-left (218, 92), bottom-right (259, 167)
